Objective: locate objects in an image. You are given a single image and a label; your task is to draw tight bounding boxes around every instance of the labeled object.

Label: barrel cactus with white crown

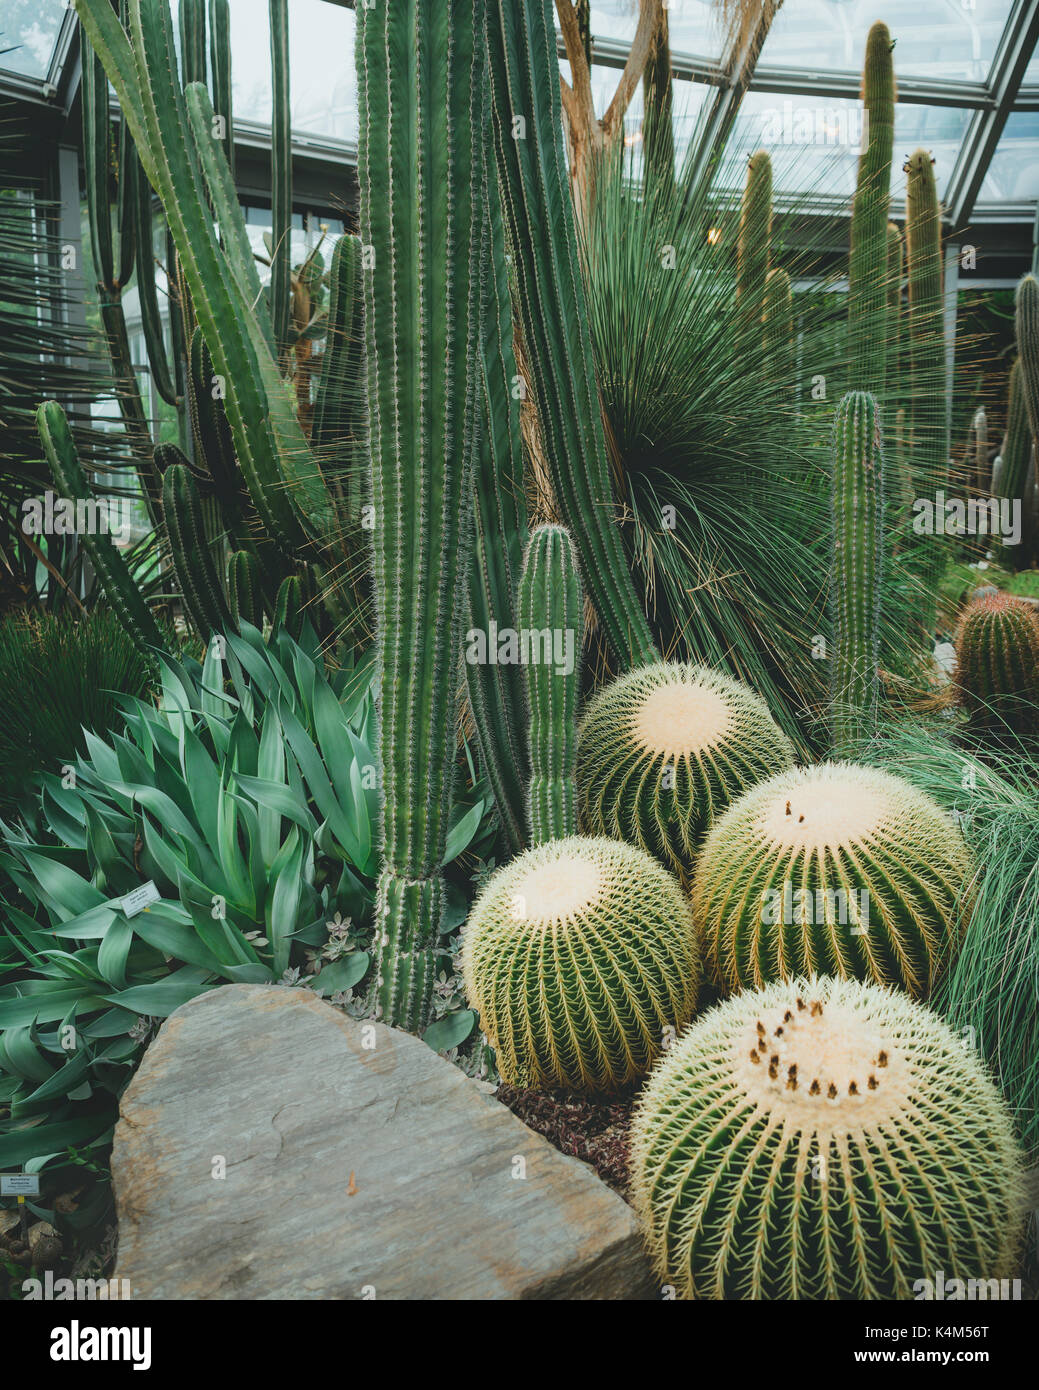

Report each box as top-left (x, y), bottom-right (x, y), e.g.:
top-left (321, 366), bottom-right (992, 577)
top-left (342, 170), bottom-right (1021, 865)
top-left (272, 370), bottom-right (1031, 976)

top-left (692, 762), bottom-right (972, 998)
top-left (576, 663), bottom-right (795, 883)
top-left (630, 976), bottom-right (1028, 1300)
top-left (461, 837), bottom-right (700, 1092)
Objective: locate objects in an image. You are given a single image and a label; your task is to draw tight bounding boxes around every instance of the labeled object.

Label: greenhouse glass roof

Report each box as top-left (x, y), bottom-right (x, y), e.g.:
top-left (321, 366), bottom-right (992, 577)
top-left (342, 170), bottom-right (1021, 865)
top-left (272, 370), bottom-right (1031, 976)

top-left (0, 0), bottom-right (1035, 223)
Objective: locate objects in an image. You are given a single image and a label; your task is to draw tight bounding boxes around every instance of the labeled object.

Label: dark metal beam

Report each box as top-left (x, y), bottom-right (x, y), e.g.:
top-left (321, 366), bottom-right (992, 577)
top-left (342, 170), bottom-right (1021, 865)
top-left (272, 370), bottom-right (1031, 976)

top-left (945, 0), bottom-right (1039, 228)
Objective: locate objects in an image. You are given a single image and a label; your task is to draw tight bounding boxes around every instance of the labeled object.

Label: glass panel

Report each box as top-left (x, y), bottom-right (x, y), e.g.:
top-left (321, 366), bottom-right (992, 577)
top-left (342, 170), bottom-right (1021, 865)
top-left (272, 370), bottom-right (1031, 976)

top-left (577, 63), bottom-right (711, 168)
top-left (0, 0), bottom-right (67, 81)
top-left (759, 0), bottom-right (1010, 83)
top-left (979, 111), bottom-right (1039, 201)
top-left (719, 91), bottom-right (971, 199)
top-left (581, 1), bottom-right (726, 60)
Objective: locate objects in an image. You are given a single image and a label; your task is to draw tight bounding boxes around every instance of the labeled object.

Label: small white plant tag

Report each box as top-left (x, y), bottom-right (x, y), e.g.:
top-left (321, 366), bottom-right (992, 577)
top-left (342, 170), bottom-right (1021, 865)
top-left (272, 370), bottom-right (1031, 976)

top-left (120, 881), bottom-right (161, 918)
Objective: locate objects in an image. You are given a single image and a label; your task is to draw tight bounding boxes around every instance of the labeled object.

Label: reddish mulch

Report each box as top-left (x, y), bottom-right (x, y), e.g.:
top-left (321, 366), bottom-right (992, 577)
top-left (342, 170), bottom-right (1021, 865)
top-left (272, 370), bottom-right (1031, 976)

top-left (495, 1083), bottom-right (638, 1201)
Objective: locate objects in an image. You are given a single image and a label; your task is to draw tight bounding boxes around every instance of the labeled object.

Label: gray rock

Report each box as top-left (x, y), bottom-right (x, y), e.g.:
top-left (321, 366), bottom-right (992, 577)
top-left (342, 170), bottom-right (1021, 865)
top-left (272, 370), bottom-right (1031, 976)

top-left (112, 984), bottom-right (655, 1300)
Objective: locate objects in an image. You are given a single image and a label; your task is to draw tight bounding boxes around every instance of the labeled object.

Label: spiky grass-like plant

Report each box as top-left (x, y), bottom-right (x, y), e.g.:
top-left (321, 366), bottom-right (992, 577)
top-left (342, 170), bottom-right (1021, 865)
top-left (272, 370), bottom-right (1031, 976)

top-left (954, 591), bottom-right (1039, 737)
top-left (693, 763), bottom-right (972, 998)
top-left (630, 975), bottom-right (1028, 1300)
top-left (461, 836), bottom-right (699, 1092)
top-left (852, 716), bottom-right (1039, 1160)
top-left (0, 610), bottom-right (152, 813)
top-left (577, 662), bottom-right (794, 883)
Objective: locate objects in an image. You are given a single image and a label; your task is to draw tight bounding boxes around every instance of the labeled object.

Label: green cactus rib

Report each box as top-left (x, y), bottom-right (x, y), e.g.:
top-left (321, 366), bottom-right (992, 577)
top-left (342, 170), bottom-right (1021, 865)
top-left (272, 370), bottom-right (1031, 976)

top-left (74, 0), bottom-right (329, 553)
top-left (577, 662), bottom-right (795, 884)
top-left (133, 165), bottom-right (179, 407)
top-left (177, 0), bottom-right (207, 86)
top-left (187, 325), bottom-right (238, 500)
top-left (465, 150), bottom-right (530, 857)
top-left (227, 550), bottom-right (264, 630)
top-left (905, 147), bottom-right (948, 599)
top-left (268, 0), bottom-right (291, 359)
top-left (737, 150), bottom-right (772, 330)
top-left (311, 233), bottom-right (364, 467)
top-left (462, 837), bottom-right (700, 1091)
top-left (485, 0), bottom-right (657, 670)
top-left (693, 762), bottom-right (972, 999)
top-left (358, 0), bottom-right (486, 1029)
top-left (997, 361), bottom-right (1034, 567)
top-left (208, 0), bottom-right (234, 177)
top-left (518, 525), bottom-right (584, 844)
top-left (37, 402), bottom-right (167, 657)
top-left (831, 390), bottom-right (884, 753)
top-left (162, 461), bottom-right (233, 641)
top-left (630, 975), bottom-right (1027, 1300)
top-left (955, 592), bottom-right (1039, 737)
top-left (848, 23), bottom-right (895, 397)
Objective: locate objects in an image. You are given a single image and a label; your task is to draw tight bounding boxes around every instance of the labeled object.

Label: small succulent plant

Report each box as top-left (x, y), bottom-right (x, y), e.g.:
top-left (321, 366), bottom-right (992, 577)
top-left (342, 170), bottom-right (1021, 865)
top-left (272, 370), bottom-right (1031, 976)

top-left (630, 976), bottom-right (1028, 1300)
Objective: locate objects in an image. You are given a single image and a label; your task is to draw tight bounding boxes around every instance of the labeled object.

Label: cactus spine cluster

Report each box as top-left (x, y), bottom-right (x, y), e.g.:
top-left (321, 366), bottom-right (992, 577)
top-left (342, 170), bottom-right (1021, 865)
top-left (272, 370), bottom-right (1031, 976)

top-left (848, 23), bottom-right (895, 398)
top-left (693, 762), bottom-right (971, 998)
top-left (518, 525), bottom-right (584, 844)
top-left (357, 0), bottom-right (486, 1028)
top-left (630, 976), bottom-right (1027, 1300)
top-left (830, 391), bottom-right (884, 753)
top-left (462, 837), bottom-right (700, 1092)
top-left (486, 0), bottom-right (657, 670)
top-left (955, 592), bottom-right (1039, 736)
top-left (577, 662), bottom-right (795, 883)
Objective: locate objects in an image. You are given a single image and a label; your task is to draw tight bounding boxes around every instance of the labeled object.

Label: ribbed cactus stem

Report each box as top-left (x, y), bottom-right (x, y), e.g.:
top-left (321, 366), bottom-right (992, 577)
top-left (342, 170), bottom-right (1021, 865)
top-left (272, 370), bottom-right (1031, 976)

top-left (848, 23), bottom-right (895, 396)
top-left (1015, 274), bottom-right (1039, 445)
top-left (737, 150), bottom-right (772, 331)
top-left (227, 550), bottom-right (264, 630)
top-left (905, 148), bottom-right (948, 603)
top-left (518, 525), bottom-right (584, 844)
top-left (162, 461), bottom-right (232, 641)
top-left (763, 267), bottom-right (792, 380)
top-left (178, 0), bottom-right (207, 86)
top-left (831, 391), bottom-right (884, 754)
top-left (358, 0), bottom-right (486, 1029)
top-left (955, 592), bottom-right (1039, 737)
top-left (972, 407), bottom-right (988, 499)
top-left (486, 0), bottom-right (657, 670)
top-left (273, 574), bottom-right (303, 639)
top-left (208, 0), bottom-right (234, 177)
top-left (311, 232), bottom-right (364, 501)
top-left (37, 402), bottom-right (167, 658)
top-left (268, 0), bottom-right (291, 360)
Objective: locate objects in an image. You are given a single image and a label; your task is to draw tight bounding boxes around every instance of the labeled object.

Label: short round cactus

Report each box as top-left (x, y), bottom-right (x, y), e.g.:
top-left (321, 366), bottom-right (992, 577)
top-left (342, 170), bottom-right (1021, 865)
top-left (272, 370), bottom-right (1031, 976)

top-left (955, 591), bottom-right (1039, 736)
top-left (693, 762), bottom-right (971, 998)
top-left (576, 663), bottom-right (795, 882)
top-left (631, 976), bottom-right (1028, 1300)
top-left (461, 837), bottom-right (700, 1091)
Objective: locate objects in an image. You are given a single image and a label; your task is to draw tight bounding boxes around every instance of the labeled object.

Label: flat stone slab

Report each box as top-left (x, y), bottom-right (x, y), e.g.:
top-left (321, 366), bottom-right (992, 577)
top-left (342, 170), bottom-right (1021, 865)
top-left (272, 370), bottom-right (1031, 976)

top-left (112, 984), bottom-right (654, 1300)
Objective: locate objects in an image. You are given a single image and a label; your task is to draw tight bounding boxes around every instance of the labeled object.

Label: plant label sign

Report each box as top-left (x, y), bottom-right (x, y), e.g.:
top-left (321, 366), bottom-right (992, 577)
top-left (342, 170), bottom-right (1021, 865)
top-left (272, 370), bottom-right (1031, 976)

top-left (1, 1174), bottom-right (40, 1197)
top-left (121, 881), bottom-right (161, 918)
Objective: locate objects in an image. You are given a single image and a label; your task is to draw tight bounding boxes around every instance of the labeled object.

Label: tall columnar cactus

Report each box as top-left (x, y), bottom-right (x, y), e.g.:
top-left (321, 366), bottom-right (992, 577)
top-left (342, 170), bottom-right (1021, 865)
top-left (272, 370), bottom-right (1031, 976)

top-left (905, 148), bottom-right (948, 605)
top-left (485, 0), bottom-right (657, 670)
top-left (75, 0), bottom-right (335, 558)
top-left (462, 837), bottom-right (700, 1091)
top-left (847, 23), bottom-right (895, 398)
top-left (178, 0), bottom-right (207, 85)
top-left (36, 403), bottom-right (168, 657)
top-left (763, 267), bottom-right (792, 381)
top-left (465, 146), bottom-right (530, 856)
top-left (830, 391), bottom-right (884, 753)
top-left (577, 663), bottom-right (795, 884)
top-left (518, 525), bottom-right (584, 844)
top-left (268, 0), bottom-right (292, 361)
top-left (1016, 274), bottom-right (1039, 447)
top-left (227, 550), bottom-right (264, 630)
top-left (972, 406), bottom-right (989, 500)
top-left (162, 461), bottom-right (233, 642)
top-left (955, 592), bottom-right (1039, 737)
top-left (630, 976), bottom-right (1027, 1300)
top-left (737, 150), bottom-right (772, 331)
top-left (273, 574), bottom-right (303, 640)
top-left (208, 0), bottom-right (234, 177)
top-left (310, 233), bottom-right (364, 463)
top-left (357, 0), bottom-right (486, 1028)
top-left (692, 762), bottom-right (972, 999)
